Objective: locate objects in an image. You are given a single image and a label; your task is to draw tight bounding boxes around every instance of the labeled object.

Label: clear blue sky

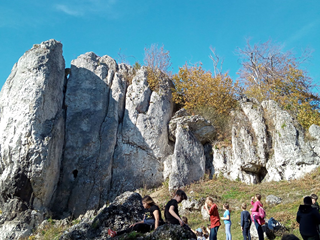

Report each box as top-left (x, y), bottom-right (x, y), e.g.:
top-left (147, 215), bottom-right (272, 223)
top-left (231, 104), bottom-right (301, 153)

top-left (1, 0), bottom-right (320, 89)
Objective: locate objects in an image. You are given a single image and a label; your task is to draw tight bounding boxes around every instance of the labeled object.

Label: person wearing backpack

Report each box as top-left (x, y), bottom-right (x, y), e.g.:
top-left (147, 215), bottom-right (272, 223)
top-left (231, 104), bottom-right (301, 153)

top-left (250, 194), bottom-right (264, 240)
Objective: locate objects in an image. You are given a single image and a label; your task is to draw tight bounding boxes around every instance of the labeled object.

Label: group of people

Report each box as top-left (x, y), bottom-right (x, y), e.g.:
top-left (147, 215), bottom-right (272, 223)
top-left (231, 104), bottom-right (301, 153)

top-left (107, 190), bottom-right (320, 240)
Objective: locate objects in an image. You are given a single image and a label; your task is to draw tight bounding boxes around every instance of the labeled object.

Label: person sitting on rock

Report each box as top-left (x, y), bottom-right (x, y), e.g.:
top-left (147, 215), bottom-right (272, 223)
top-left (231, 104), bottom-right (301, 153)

top-left (108, 195), bottom-right (164, 237)
top-left (164, 189), bottom-right (196, 238)
top-left (296, 196), bottom-right (320, 240)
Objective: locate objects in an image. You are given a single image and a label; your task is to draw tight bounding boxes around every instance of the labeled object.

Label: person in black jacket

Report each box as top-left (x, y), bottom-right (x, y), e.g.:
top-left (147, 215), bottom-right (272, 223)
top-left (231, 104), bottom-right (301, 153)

top-left (296, 196), bottom-right (320, 240)
top-left (240, 203), bottom-right (251, 240)
top-left (108, 195), bottom-right (164, 237)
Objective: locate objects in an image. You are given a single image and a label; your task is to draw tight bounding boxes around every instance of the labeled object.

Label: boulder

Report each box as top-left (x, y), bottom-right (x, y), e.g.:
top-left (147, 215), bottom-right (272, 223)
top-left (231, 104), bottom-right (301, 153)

top-left (152, 224), bottom-right (196, 240)
top-left (266, 195), bottom-right (282, 205)
top-left (59, 192), bottom-right (144, 240)
top-left (169, 109), bottom-right (215, 144)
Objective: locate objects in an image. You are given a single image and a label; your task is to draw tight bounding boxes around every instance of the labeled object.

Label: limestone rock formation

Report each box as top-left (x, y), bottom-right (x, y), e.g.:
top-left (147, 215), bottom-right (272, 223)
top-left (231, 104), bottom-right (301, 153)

top-left (0, 40), bottom-right (65, 239)
top-left (2, 39), bottom-right (320, 239)
top-left (213, 98), bottom-right (320, 184)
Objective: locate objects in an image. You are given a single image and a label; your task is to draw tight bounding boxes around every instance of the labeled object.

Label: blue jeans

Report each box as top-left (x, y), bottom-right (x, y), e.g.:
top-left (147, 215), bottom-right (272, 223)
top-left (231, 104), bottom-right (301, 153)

top-left (209, 226), bottom-right (219, 240)
top-left (242, 225), bottom-right (251, 240)
top-left (225, 223), bottom-right (232, 240)
top-left (254, 218), bottom-right (264, 240)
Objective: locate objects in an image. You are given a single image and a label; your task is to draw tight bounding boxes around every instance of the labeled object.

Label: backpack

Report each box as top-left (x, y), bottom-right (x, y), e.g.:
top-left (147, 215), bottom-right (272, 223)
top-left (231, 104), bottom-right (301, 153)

top-left (258, 206), bottom-right (266, 219)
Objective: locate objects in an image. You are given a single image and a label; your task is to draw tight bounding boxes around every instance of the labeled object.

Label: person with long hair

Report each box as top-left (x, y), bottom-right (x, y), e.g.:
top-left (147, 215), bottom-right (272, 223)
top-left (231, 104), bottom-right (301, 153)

top-left (108, 195), bottom-right (164, 237)
top-left (221, 203), bottom-right (232, 240)
top-left (250, 194), bottom-right (264, 240)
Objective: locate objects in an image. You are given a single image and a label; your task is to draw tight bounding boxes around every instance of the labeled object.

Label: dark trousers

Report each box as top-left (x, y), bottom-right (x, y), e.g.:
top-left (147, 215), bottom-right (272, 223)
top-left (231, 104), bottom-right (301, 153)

top-left (301, 235), bottom-right (320, 240)
top-left (242, 225), bottom-right (251, 240)
top-left (254, 219), bottom-right (264, 240)
top-left (117, 223), bottom-right (151, 236)
top-left (209, 226), bottom-right (219, 240)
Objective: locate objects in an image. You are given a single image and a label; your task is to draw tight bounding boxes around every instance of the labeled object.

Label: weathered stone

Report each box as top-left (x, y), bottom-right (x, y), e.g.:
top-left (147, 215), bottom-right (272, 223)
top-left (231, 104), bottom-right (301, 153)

top-left (59, 192), bottom-right (144, 240)
top-left (168, 124), bottom-right (206, 190)
top-left (169, 112), bottom-right (215, 144)
top-left (200, 205), bottom-right (210, 220)
top-left (213, 99), bottom-right (320, 184)
top-left (110, 68), bottom-right (174, 197)
top-left (266, 195), bottom-right (282, 205)
top-left (51, 52), bottom-right (127, 217)
top-left (0, 39), bottom-right (65, 239)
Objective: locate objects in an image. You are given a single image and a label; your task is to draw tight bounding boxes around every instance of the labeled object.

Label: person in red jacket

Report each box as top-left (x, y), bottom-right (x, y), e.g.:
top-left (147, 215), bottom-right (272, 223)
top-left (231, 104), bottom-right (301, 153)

top-left (250, 194), bottom-right (264, 240)
top-left (204, 196), bottom-right (221, 240)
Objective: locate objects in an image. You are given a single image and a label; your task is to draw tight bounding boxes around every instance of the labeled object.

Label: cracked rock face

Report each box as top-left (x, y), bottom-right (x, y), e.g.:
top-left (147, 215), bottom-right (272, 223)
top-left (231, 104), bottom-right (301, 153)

top-left (51, 52), bottom-right (125, 218)
top-left (0, 39), bottom-right (65, 239)
top-left (213, 99), bottom-right (320, 184)
top-left (110, 68), bottom-right (174, 198)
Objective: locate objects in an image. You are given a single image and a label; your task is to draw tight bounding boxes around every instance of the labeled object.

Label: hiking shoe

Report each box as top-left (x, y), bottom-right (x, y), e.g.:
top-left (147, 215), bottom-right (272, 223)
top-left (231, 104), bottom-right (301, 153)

top-left (108, 228), bottom-right (117, 237)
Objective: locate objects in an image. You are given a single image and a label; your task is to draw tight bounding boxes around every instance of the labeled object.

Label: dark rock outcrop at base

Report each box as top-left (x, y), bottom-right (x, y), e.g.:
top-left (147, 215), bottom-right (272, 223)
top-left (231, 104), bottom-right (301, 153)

top-left (59, 192), bottom-right (196, 240)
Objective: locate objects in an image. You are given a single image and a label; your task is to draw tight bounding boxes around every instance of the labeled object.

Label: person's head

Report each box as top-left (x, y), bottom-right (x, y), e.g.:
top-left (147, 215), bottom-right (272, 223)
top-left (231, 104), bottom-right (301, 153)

top-left (255, 194), bottom-right (261, 201)
top-left (181, 216), bottom-right (188, 224)
top-left (223, 203), bottom-right (229, 210)
top-left (174, 189), bottom-right (187, 203)
top-left (281, 234), bottom-right (299, 240)
top-left (206, 196), bottom-right (214, 206)
top-left (311, 193), bottom-right (318, 204)
top-left (204, 233), bottom-right (209, 238)
top-left (241, 203), bottom-right (247, 210)
top-left (196, 228), bottom-right (203, 237)
top-left (201, 226), bottom-right (208, 234)
top-left (142, 195), bottom-right (155, 209)
top-left (304, 196), bottom-right (312, 205)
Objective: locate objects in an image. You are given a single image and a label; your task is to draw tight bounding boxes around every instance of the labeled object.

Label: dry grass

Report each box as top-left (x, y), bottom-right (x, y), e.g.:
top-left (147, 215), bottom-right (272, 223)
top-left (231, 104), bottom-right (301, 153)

top-left (145, 167), bottom-right (320, 239)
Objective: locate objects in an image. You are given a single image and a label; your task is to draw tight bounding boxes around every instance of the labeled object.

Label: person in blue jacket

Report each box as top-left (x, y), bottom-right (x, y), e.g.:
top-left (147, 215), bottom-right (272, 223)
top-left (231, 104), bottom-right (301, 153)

top-left (240, 203), bottom-right (251, 240)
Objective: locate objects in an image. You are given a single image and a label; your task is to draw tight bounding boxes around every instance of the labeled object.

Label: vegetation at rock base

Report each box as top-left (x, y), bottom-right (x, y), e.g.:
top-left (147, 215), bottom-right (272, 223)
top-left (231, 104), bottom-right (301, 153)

top-left (148, 167), bottom-right (320, 240)
top-left (26, 167), bottom-right (320, 239)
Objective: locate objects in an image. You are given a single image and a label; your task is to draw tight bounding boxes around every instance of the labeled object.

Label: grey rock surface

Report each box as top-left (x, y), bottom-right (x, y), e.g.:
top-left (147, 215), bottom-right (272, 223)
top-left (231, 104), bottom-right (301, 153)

top-left (169, 109), bottom-right (215, 144)
top-left (59, 191), bottom-right (144, 240)
top-left (0, 39), bottom-right (65, 239)
top-left (266, 195), bottom-right (282, 205)
top-left (213, 99), bottom-right (320, 184)
top-left (51, 52), bottom-right (125, 217)
top-left (168, 124), bottom-right (206, 190)
top-left (110, 67), bottom-right (174, 197)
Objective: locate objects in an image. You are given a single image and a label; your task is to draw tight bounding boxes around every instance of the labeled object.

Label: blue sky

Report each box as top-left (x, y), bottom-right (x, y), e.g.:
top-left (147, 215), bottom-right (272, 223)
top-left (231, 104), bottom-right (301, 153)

top-left (1, 0), bottom-right (320, 90)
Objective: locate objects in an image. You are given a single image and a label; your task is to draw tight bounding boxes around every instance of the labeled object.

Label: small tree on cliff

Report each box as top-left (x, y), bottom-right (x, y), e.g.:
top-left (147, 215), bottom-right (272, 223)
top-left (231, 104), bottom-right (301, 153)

top-left (144, 44), bottom-right (172, 92)
top-left (172, 63), bottom-right (239, 140)
top-left (238, 40), bottom-right (320, 129)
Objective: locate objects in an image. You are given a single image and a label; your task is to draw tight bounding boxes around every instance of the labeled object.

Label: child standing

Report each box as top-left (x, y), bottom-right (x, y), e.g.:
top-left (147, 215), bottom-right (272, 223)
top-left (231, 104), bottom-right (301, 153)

top-left (240, 203), bottom-right (251, 240)
top-left (221, 203), bottom-right (232, 240)
top-left (204, 197), bottom-right (221, 240)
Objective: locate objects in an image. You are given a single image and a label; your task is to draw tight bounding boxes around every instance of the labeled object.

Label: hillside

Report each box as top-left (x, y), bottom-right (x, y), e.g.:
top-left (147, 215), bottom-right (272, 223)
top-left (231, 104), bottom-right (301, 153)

top-left (147, 168), bottom-right (320, 239)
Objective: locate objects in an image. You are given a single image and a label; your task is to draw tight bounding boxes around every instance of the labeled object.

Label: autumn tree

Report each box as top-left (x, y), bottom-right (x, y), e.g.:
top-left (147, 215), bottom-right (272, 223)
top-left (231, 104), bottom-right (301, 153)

top-left (143, 44), bottom-right (172, 91)
top-left (238, 40), bottom-right (320, 129)
top-left (172, 63), bottom-right (239, 140)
